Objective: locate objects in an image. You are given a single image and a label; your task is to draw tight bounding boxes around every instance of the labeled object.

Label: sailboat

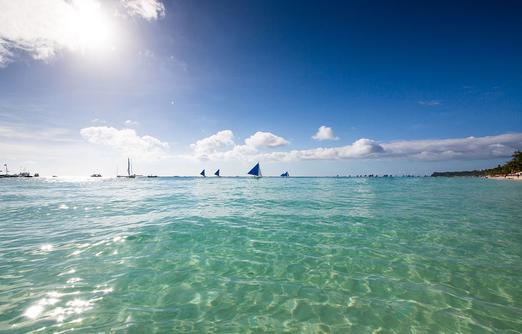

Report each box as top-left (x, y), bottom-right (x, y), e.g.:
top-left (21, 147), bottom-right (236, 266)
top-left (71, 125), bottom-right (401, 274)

top-left (200, 169), bottom-right (206, 177)
top-left (280, 171), bottom-right (289, 177)
top-left (247, 162), bottom-right (262, 178)
top-left (117, 158), bottom-right (136, 178)
top-left (214, 169), bottom-right (220, 177)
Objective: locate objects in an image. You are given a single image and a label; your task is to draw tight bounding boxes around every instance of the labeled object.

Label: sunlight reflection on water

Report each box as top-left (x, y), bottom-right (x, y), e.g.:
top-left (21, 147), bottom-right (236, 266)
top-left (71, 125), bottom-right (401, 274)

top-left (1, 177), bottom-right (521, 333)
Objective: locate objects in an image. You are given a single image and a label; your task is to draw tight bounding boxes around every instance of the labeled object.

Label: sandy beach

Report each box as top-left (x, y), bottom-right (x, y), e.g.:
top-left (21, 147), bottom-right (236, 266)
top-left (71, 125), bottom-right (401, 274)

top-left (486, 175), bottom-right (522, 181)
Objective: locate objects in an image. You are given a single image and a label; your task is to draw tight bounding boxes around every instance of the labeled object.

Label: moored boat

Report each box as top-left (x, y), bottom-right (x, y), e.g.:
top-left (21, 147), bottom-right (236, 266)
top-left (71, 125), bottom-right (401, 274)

top-left (117, 158), bottom-right (136, 178)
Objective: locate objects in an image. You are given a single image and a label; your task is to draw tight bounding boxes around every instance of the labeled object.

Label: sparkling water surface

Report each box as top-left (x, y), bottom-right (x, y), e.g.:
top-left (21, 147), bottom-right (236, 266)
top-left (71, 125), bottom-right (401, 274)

top-left (1, 177), bottom-right (521, 333)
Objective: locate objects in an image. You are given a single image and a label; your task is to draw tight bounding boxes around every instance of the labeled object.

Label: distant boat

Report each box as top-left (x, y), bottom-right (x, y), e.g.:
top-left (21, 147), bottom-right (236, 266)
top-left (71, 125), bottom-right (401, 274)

top-left (147, 175), bottom-right (158, 178)
top-left (247, 162), bottom-right (262, 178)
top-left (0, 164), bottom-right (39, 178)
top-left (280, 171), bottom-right (289, 177)
top-left (0, 163), bottom-right (14, 178)
top-left (117, 158), bottom-right (136, 178)
top-left (91, 173), bottom-right (102, 177)
top-left (214, 169), bottom-right (220, 177)
top-left (200, 169), bottom-right (206, 177)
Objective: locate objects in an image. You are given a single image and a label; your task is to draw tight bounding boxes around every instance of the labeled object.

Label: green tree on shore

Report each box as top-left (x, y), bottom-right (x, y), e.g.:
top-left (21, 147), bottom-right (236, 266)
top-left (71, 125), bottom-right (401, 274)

top-left (432, 151), bottom-right (522, 177)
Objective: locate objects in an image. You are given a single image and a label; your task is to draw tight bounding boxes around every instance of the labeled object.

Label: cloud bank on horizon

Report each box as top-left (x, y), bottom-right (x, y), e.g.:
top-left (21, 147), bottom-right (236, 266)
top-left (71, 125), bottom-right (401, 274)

top-left (79, 126), bottom-right (522, 163)
top-left (189, 130), bottom-right (522, 162)
top-left (0, 0), bottom-right (165, 66)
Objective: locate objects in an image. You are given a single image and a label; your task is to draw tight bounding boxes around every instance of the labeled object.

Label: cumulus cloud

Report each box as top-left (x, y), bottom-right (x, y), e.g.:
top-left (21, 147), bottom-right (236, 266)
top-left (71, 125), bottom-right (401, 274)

top-left (245, 131), bottom-right (289, 148)
top-left (0, 0), bottom-right (165, 66)
top-left (189, 130), bottom-right (289, 160)
top-left (80, 126), bottom-right (169, 159)
top-left (261, 138), bottom-right (385, 162)
top-left (188, 130), bottom-right (522, 162)
top-left (312, 125), bottom-right (338, 141)
top-left (190, 130), bottom-right (235, 159)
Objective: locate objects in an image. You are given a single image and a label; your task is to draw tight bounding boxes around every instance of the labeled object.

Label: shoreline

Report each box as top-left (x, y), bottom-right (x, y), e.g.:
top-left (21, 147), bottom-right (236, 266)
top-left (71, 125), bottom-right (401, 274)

top-left (486, 175), bottom-right (522, 181)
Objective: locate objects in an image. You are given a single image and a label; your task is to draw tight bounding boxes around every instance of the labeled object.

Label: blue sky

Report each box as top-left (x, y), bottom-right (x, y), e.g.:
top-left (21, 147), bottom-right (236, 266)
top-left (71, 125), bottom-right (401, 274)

top-left (0, 0), bottom-right (521, 176)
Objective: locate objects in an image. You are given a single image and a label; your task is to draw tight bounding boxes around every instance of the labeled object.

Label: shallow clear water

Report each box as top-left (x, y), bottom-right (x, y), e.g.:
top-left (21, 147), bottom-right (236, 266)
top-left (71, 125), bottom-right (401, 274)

top-left (0, 177), bottom-right (521, 333)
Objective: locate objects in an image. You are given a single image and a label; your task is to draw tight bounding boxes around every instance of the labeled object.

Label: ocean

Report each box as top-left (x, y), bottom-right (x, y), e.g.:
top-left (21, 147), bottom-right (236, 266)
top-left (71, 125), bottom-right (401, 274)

top-left (1, 177), bottom-right (521, 333)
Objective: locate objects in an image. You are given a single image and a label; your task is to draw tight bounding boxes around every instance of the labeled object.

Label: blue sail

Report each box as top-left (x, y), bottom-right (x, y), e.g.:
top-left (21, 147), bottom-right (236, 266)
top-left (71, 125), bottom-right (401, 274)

top-left (280, 171), bottom-right (289, 177)
top-left (200, 169), bottom-right (206, 177)
top-left (214, 169), bottom-right (220, 177)
top-left (247, 163), bottom-right (261, 176)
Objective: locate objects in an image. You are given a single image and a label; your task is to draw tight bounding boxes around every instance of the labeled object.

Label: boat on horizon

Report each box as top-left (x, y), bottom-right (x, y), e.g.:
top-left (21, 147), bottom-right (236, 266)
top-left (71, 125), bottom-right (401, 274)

top-left (200, 169), bottom-right (206, 177)
top-left (1, 164), bottom-right (38, 178)
top-left (214, 169), bottom-right (220, 177)
top-left (248, 162), bottom-right (262, 178)
top-left (91, 173), bottom-right (102, 177)
top-left (280, 171), bottom-right (289, 177)
top-left (117, 158), bottom-right (136, 178)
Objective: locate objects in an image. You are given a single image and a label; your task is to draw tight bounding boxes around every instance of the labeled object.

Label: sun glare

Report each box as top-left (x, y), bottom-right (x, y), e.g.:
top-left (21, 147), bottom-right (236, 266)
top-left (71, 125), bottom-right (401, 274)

top-left (70, 0), bottom-right (115, 54)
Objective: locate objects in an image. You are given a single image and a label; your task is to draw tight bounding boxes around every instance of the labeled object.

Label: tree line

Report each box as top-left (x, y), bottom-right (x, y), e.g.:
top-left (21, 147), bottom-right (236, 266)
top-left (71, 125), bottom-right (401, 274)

top-left (431, 151), bottom-right (522, 177)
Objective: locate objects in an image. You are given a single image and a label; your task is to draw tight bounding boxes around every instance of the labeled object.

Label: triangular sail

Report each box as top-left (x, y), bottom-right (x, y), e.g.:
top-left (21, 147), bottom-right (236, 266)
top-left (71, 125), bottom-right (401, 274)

top-left (214, 169), bottom-right (220, 177)
top-left (248, 163), bottom-right (261, 177)
top-left (127, 158), bottom-right (131, 176)
top-left (200, 169), bottom-right (206, 177)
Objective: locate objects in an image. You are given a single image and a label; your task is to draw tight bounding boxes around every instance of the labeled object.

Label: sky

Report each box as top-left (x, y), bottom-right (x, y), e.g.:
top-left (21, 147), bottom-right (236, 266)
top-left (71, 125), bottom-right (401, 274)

top-left (0, 0), bottom-right (521, 176)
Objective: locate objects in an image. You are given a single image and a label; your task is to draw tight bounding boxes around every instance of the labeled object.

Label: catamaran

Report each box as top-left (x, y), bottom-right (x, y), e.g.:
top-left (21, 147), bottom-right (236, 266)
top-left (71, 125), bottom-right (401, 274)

top-left (117, 158), bottom-right (136, 178)
top-left (214, 169), bottom-right (220, 177)
top-left (280, 171), bottom-right (289, 177)
top-left (247, 162), bottom-right (262, 178)
top-left (200, 169), bottom-right (206, 177)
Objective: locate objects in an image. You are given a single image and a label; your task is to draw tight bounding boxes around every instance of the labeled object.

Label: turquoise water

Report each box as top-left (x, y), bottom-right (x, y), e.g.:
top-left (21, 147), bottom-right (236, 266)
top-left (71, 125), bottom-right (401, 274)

top-left (1, 177), bottom-right (521, 333)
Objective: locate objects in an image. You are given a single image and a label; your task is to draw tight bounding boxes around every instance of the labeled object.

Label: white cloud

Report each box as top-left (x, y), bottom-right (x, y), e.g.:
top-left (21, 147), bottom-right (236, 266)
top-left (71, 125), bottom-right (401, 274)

top-left (190, 130), bottom-right (235, 159)
top-left (124, 119), bottom-right (139, 127)
top-left (312, 125), bottom-right (338, 141)
top-left (261, 138), bottom-right (384, 162)
top-left (188, 131), bottom-right (522, 162)
top-left (244, 131), bottom-right (289, 148)
top-left (188, 130), bottom-right (288, 161)
top-left (80, 126), bottom-right (169, 159)
top-left (0, 0), bottom-right (165, 66)
top-left (380, 133), bottom-right (522, 160)
top-left (122, 0), bottom-right (165, 20)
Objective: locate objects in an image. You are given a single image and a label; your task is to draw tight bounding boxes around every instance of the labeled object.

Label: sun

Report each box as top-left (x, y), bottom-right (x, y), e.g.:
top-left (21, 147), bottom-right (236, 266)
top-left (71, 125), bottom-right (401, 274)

top-left (70, 0), bottom-right (115, 53)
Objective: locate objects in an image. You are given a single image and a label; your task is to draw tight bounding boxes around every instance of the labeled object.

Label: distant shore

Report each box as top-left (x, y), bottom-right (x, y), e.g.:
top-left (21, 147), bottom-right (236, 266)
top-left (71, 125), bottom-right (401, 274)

top-left (486, 175), bottom-right (522, 181)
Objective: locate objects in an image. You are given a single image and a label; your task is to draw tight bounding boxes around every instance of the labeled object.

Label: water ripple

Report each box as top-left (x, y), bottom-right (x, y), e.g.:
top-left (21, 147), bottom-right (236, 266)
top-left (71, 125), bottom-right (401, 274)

top-left (0, 177), bottom-right (521, 333)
